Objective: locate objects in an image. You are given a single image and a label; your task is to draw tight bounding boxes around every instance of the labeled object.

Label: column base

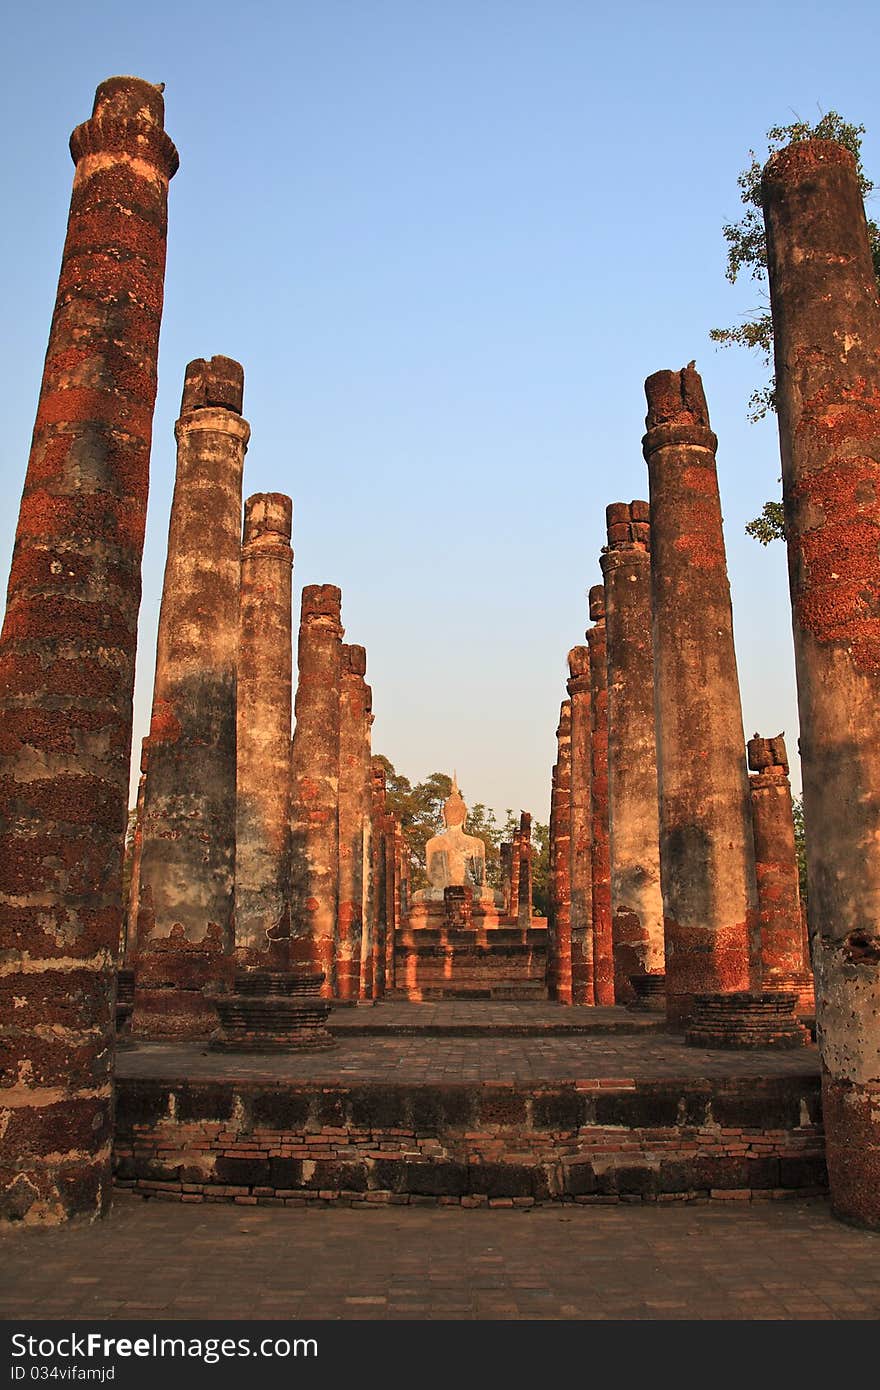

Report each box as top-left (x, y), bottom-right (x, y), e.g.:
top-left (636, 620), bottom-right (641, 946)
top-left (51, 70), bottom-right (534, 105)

top-left (822, 1074), bottom-right (880, 1230)
top-left (626, 973), bottom-right (666, 1013)
top-left (685, 992), bottom-right (810, 1049)
top-left (210, 969), bottom-right (335, 1051)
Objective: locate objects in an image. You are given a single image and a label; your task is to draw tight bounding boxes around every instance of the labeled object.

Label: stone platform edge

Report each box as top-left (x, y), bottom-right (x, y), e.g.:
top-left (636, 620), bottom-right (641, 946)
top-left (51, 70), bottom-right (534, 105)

top-left (114, 1074), bottom-right (827, 1207)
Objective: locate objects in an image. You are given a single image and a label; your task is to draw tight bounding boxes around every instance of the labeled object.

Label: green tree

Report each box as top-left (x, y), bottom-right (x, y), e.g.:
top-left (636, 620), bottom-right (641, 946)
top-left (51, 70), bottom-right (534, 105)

top-left (792, 795), bottom-right (808, 906)
top-left (710, 111), bottom-right (880, 542)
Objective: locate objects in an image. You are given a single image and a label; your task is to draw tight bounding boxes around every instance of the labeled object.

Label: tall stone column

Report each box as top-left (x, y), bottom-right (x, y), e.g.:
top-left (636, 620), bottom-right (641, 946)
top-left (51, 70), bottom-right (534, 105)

top-left (762, 139), bottom-right (880, 1227)
top-left (370, 760), bottom-right (388, 998)
top-left (234, 493), bottom-right (293, 965)
top-left (747, 734), bottom-right (812, 1007)
top-left (510, 828), bottom-right (522, 920)
top-left (358, 709), bottom-right (375, 1002)
top-left (500, 842), bottom-right (514, 916)
top-left (289, 585), bottom-right (343, 998)
top-left (131, 358), bottom-right (248, 1037)
top-left (567, 647), bottom-right (594, 1004)
top-left (337, 644), bottom-right (371, 1001)
top-left (384, 812), bottom-right (399, 992)
top-left (600, 501), bottom-right (665, 1003)
top-left (587, 586), bottom-right (614, 1005)
top-left (546, 766), bottom-right (558, 995)
top-left (0, 77), bottom-right (177, 1224)
top-left (552, 702), bottom-right (573, 1003)
top-left (123, 739), bottom-right (149, 968)
top-left (517, 811), bottom-right (533, 928)
top-left (642, 364), bottom-right (758, 1027)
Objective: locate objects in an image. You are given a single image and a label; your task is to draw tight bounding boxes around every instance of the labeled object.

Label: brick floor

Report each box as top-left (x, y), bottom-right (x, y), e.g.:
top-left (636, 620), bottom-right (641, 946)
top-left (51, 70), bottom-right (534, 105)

top-left (1, 1191), bottom-right (879, 1320)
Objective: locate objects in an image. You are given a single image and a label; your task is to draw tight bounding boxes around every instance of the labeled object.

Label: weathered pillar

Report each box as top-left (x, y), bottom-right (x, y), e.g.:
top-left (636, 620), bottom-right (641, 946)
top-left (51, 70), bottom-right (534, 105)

top-left (370, 760), bottom-right (388, 998)
top-left (337, 644), bottom-right (371, 1001)
top-left (747, 734), bottom-right (813, 1008)
top-left (546, 767), bottom-right (558, 995)
top-left (500, 842), bottom-right (514, 916)
top-left (510, 828), bottom-right (522, 920)
top-left (762, 139), bottom-right (880, 1227)
top-left (642, 364), bottom-right (758, 1027)
top-left (601, 501), bottom-right (665, 1003)
top-left (234, 493), bottom-right (293, 966)
top-left (131, 358), bottom-right (248, 1037)
top-left (123, 739), bottom-right (149, 968)
top-left (517, 811), bottom-right (533, 928)
top-left (289, 585), bottom-right (343, 998)
top-left (552, 701), bottom-right (572, 1003)
top-left (358, 708), bottom-right (375, 1002)
top-left (0, 77), bottom-right (177, 1223)
top-left (567, 647), bottom-right (594, 1004)
top-left (384, 812), bottom-right (399, 992)
top-left (587, 586), bottom-right (614, 1005)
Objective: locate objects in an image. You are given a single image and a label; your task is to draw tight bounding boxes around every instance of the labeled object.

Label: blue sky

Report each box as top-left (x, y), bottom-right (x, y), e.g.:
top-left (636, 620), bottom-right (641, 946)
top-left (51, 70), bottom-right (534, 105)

top-left (2, 1), bottom-right (878, 818)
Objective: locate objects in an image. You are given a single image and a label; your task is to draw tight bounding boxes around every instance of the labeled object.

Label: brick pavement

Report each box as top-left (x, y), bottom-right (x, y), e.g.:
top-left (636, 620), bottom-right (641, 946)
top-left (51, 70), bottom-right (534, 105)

top-left (117, 1030), bottom-right (819, 1084)
top-left (1, 1190), bottom-right (878, 1320)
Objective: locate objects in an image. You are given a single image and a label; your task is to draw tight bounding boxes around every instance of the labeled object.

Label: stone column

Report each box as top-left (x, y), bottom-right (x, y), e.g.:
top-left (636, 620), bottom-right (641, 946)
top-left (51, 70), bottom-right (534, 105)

top-left (123, 739), bottom-right (149, 968)
top-left (762, 140), bottom-right (880, 1227)
top-left (369, 760), bottom-right (388, 999)
top-left (0, 77), bottom-right (177, 1224)
top-left (337, 644), bottom-right (371, 1001)
top-left (500, 843), bottom-right (514, 916)
top-left (384, 812), bottom-right (399, 992)
top-left (289, 585), bottom-right (343, 998)
top-left (642, 364), bottom-right (758, 1027)
top-left (587, 586), bottom-right (614, 1005)
top-left (546, 767), bottom-right (558, 995)
top-left (234, 493), bottom-right (293, 966)
top-left (358, 709), bottom-right (375, 1002)
top-left (510, 829), bottom-right (522, 920)
top-left (567, 647), bottom-right (594, 1004)
top-left (517, 811), bottom-right (533, 928)
top-left (131, 357), bottom-right (248, 1037)
top-left (747, 734), bottom-right (812, 1006)
top-left (600, 501), bottom-right (665, 1003)
top-left (552, 701), bottom-right (573, 1003)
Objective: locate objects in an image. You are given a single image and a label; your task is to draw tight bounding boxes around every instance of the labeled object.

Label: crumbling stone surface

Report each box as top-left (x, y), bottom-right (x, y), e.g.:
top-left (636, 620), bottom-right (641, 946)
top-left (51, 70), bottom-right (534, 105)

top-left (642, 365), bottom-right (758, 1027)
top-left (567, 648), bottom-right (594, 1005)
top-left (550, 702), bottom-right (572, 1003)
top-left (289, 585), bottom-right (344, 998)
top-left (763, 138), bottom-right (880, 1228)
top-left (587, 586), bottom-right (614, 1005)
top-left (131, 358), bottom-right (248, 1038)
top-left (235, 494), bottom-right (293, 966)
top-left (0, 77), bottom-right (177, 1225)
top-left (747, 734), bottom-right (813, 1010)
top-left (337, 644), bottom-right (373, 1001)
top-left (601, 501), bottom-right (664, 1003)
top-left (516, 811), bottom-right (533, 929)
top-left (369, 760), bottom-right (389, 999)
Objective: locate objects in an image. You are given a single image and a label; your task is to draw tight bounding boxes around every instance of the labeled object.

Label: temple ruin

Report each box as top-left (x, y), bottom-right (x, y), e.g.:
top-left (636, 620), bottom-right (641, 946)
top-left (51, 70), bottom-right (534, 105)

top-left (3, 76), bottom-right (880, 1235)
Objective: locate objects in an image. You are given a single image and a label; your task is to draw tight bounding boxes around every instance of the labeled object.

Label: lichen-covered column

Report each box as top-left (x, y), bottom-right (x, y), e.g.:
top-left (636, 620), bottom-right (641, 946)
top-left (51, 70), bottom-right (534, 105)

top-left (516, 811), bottom-right (533, 928)
top-left (587, 586), bottom-right (614, 1005)
top-left (762, 139), bottom-right (880, 1227)
top-left (358, 707), bottom-right (375, 1001)
top-left (131, 358), bottom-right (247, 1037)
top-left (369, 760), bottom-right (388, 998)
top-left (0, 77), bottom-right (177, 1223)
top-left (567, 647), bottom-right (594, 1004)
top-left (642, 364), bottom-right (758, 1027)
top-left (337, 644), bottom-right (371, 1001)
top-left (600, 501), bottom-right (664, 1003)
top-left (289, 585), bottom-right (343, 998)
top-left (747, 734), bottom-right (812, 1007)
top-left (233, 493), bottom-right (293, 965)
top-left (552, 702), bottom-right (573, 1003)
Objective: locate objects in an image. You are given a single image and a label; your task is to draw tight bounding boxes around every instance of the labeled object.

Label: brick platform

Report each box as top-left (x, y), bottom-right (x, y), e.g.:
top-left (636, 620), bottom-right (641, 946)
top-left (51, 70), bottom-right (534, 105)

top-left (114, 1006), bottom-right (825, 1208)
